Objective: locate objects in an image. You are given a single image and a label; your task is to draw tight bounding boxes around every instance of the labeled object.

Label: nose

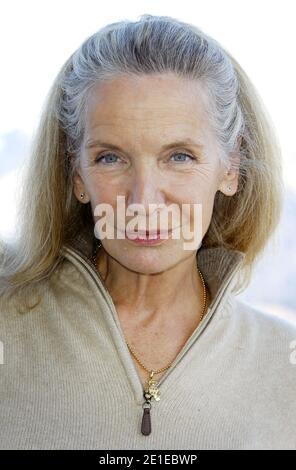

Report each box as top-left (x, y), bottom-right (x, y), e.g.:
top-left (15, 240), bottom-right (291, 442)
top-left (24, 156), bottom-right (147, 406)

top-left (126, 163), bottom-right (166, 216)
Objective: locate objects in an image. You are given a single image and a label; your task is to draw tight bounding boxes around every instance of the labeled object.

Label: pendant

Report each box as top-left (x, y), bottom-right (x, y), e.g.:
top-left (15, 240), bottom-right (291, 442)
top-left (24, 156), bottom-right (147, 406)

top-left (144, 371), bottom-right (161, 401)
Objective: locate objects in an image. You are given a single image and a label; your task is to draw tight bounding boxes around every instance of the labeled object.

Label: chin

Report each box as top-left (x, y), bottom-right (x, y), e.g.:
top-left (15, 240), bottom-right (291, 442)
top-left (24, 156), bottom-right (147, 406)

top-left (110, 242), bottom-right (176, 275)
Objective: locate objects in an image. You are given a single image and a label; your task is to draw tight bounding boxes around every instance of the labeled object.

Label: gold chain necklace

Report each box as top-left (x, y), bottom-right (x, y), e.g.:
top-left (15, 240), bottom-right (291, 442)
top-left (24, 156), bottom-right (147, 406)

top-left (91, 242), bottom-right (208, 436)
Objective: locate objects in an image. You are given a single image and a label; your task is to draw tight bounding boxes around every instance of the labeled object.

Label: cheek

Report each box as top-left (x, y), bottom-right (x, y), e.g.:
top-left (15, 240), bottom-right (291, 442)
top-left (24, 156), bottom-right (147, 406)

top-left (173, 180), bottom-right (217, 236)
top-left (87, 173), bottom-right (119, 206)
top-left (88, 180), bottom-right (123, 231)
top-left (173, 175), bottom-right (217, 207)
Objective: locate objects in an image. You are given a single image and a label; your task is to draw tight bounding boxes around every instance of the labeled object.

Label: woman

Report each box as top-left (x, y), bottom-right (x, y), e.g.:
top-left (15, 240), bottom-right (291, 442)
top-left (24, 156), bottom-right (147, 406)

top-left (0, 14), bottom-right (295, 450)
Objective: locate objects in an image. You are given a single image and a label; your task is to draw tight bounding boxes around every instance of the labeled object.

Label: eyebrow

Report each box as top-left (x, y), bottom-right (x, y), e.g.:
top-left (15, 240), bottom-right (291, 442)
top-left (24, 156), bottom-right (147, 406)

top-left (85, 138), bottom-right (204, 151)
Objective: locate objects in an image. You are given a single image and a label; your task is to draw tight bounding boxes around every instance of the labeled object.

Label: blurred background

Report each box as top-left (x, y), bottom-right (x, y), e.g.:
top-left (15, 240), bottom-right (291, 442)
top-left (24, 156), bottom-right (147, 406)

top-left (0, 0), bottom-right (295, 324)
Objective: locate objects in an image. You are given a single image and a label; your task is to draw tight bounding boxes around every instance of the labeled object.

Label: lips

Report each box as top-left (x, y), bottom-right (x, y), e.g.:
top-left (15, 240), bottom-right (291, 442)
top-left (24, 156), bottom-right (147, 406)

top-left (126, 229), bottom-right (172, 239)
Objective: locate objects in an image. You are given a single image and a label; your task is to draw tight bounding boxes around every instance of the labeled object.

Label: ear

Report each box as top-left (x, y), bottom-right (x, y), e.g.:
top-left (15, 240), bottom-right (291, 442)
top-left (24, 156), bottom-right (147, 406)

top-left (218, 137), bottom-right (242, 196)
top-left (73, 168), bottom-right (90, 203)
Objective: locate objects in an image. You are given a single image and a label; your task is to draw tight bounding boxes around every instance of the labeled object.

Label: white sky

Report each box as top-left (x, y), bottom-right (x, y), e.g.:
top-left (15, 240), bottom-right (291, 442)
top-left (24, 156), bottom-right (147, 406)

top-left (0, 0), bottom-right (295, 238)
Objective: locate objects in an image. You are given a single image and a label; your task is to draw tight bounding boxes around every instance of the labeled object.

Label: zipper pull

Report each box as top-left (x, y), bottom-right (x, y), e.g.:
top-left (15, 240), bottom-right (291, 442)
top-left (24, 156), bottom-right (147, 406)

top-left (141, 400), bottom-right (152, 435)
top-left (141, 371), bottom-right (160, 435)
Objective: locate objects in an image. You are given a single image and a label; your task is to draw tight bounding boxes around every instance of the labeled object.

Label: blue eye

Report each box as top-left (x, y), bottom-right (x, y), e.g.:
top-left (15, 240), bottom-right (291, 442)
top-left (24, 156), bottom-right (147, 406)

top-left (170, 152), bottom-right (195, 163)
top-left (95, 153), bottom-right (119, 165)
top-left (95, 151), bottom-right (197, 165)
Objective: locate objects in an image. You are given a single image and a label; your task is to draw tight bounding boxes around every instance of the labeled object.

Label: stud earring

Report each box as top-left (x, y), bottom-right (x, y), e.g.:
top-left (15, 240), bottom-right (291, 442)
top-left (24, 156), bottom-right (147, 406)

top-left (227, 186), bottom-right (232, 191)
top-left (80, 193), bottom-right (85, 199)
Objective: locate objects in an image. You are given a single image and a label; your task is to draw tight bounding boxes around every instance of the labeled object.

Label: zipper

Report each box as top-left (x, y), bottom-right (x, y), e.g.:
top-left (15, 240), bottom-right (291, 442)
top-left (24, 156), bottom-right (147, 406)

top-left (61, 245), bottom-right (243, 436)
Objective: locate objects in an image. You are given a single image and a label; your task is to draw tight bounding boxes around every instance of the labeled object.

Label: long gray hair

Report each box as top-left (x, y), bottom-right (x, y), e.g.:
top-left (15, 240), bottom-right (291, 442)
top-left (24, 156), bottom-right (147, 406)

top-left (0, 14), bottom-right (283, 308)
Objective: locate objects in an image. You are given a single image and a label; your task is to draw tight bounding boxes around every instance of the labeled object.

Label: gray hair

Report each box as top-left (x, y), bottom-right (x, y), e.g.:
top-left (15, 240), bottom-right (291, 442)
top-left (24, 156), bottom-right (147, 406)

top-left (0, 14), bottom-right (283, 303)
top-left (58, 14), bottom-right (250, 174)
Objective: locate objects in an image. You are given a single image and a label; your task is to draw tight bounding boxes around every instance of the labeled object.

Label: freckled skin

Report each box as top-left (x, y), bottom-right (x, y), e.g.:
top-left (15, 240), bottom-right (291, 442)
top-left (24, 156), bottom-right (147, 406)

top-left (73, 73), bottom-right (239, 336)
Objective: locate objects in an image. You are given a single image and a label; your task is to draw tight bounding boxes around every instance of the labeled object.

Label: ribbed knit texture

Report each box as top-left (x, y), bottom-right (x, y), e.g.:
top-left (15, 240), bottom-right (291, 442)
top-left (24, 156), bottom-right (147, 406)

top-left (0, 228), bottom-right (296, 450)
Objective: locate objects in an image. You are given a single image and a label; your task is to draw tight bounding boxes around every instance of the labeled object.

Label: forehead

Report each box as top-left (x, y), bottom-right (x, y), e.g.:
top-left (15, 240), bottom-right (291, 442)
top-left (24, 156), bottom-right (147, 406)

top-left (83, 74), bottom-right (211, 144)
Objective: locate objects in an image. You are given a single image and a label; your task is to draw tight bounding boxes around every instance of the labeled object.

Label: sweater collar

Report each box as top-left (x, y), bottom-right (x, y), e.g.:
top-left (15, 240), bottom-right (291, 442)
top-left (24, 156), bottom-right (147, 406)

top-left (63, 225), bottom-right (246, 310)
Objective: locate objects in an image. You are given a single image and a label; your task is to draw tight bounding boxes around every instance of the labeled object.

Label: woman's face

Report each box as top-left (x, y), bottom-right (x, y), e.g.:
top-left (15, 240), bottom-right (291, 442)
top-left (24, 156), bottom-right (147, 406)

top-left (73, 73), bottom-right (238, 273)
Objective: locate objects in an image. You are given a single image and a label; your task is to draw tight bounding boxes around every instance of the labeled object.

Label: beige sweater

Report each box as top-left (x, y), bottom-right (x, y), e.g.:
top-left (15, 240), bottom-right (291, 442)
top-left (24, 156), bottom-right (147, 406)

top-left (0, 228), bottom-right (295, 450)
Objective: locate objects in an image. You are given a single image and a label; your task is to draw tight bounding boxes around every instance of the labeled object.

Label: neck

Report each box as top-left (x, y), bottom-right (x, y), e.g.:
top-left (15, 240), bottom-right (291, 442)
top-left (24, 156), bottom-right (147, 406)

top-left (95, 247), bottom-right (210, 327)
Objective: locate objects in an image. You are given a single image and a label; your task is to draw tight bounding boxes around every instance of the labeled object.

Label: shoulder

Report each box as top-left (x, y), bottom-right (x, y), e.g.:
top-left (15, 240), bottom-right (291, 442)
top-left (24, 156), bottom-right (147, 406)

top-left (0, 239), bottom-right (5, 267)
top-left (219, 297), bottom-right (296, 409)
top-left (230, 296), bottom-right (296, 362)
top-left (233, 296), bottom-right (296, 334)
top-left (0, 256), bottom-right (97, 321)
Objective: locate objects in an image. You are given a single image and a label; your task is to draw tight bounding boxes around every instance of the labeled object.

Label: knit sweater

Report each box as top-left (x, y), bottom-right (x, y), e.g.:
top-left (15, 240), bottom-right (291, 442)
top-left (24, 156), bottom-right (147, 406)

top-left (0, 228), bottom-right (295, 450)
